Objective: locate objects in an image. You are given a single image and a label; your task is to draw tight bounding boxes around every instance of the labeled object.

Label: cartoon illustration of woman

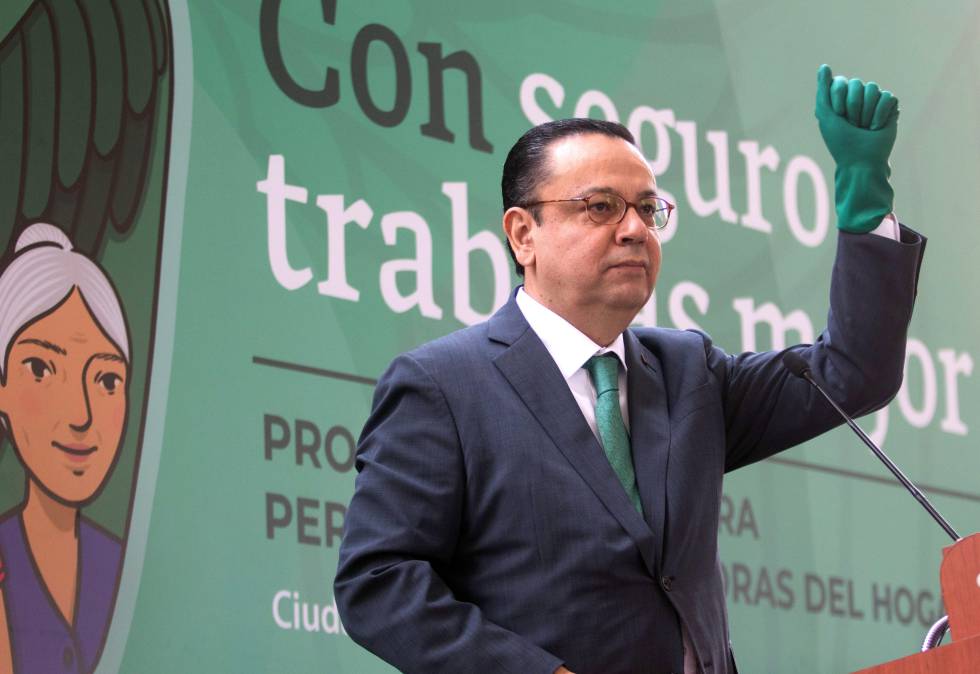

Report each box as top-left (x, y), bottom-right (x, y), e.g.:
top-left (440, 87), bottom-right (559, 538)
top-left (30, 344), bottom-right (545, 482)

top-left (0, 223), bottom-right (130, 674)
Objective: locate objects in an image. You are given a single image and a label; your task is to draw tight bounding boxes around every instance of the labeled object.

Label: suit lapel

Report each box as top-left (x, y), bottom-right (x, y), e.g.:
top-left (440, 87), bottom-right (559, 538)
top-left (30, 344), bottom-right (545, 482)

top-left (624, 330), bottom-right (671, 568)
top-left (489, 298), bottom-right (658, 574)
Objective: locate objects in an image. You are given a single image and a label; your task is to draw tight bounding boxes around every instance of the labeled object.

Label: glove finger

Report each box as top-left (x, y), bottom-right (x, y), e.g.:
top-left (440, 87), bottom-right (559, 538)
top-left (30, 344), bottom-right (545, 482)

top-left (871, 91), bottom-right (897, 130)
top-left (830, 76), bottom-right (848, 116)
top-left (887, 104), bottom-right (900, 125)
top-left (816, 64), bottom-right (834, 110)
top-left (861, 82), bottom-right (881, 128)
top-left (846, 78), bottom-right (864, 125)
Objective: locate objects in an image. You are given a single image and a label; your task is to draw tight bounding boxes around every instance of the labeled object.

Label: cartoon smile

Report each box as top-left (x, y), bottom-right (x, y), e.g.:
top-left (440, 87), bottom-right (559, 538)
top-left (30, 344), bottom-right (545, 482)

top-left (52, 441), bottom-right (97, 462)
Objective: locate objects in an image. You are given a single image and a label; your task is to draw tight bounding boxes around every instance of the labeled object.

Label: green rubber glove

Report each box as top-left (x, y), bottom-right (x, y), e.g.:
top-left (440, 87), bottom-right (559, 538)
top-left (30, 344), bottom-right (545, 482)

top-left (815, 64), bottom-right (899, 233)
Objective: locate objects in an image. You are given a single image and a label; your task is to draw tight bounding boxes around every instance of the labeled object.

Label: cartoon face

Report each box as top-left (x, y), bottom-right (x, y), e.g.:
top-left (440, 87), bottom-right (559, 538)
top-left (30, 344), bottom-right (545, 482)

top-left (0, 288), bottom-right (128, 505)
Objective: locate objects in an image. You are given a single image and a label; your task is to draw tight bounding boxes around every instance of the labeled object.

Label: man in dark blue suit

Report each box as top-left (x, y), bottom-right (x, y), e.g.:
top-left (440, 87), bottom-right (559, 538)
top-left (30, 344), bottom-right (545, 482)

top-left (335, 67), bottom-right (924, 674)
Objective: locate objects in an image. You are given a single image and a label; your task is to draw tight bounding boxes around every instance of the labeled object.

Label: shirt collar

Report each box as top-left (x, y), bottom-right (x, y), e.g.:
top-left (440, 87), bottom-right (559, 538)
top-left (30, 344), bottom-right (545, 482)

top-left (516, 287), bottom-right (627, 380)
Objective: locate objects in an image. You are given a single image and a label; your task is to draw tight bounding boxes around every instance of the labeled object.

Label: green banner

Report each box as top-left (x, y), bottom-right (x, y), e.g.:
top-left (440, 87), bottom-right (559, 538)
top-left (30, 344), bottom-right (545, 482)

top-left (0, 1), bottom-right (977, 672)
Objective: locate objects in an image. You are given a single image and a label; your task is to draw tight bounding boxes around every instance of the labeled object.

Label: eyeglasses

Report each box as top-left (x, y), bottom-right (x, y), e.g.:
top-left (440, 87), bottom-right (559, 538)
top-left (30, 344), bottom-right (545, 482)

top-left (522, 193), bottom-right (674, 230)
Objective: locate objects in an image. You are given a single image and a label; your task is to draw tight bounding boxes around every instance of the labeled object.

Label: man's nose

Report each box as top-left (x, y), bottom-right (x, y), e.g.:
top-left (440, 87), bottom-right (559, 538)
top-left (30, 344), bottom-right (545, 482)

top-left (616, 204), bottom-right (650, 243)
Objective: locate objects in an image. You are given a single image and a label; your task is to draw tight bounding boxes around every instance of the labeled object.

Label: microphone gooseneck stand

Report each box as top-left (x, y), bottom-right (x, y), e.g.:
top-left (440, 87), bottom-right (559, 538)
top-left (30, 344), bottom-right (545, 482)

top-left (780, 350), bottom-right (962, 652)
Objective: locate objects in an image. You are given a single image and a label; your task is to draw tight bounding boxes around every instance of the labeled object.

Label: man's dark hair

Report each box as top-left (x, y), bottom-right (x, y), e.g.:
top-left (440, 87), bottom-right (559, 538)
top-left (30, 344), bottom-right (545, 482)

top-left (501, 118), bottom-right (637, 276)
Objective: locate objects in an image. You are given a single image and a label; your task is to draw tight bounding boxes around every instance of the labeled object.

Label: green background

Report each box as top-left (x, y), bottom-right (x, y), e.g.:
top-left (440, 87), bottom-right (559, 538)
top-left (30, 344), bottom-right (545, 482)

top-left (5, 0), bottom-right (976, 672)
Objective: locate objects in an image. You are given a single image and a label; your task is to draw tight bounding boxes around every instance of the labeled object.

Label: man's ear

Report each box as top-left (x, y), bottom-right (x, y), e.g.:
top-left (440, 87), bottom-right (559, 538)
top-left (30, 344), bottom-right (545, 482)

top-left (503, 207), bottom-right (537, 272)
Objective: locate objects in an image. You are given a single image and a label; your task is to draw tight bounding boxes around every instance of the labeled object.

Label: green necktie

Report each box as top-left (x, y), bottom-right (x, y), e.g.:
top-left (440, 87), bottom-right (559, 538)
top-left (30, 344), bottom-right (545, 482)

top-left (584, 354), bottom-right (643, 514)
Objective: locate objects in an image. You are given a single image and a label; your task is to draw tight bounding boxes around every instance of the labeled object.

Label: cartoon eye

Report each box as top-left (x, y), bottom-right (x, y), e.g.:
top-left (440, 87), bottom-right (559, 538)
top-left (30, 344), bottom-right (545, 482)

top-left (95, 372), bottom-right (124, 394)
top-left (22, 357), bottom-right (53, 381)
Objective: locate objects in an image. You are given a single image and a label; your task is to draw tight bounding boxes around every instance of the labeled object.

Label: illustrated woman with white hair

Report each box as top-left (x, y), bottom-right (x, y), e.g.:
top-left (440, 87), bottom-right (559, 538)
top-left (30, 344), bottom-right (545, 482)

top-left (0, 223), bottom-right (129, 674)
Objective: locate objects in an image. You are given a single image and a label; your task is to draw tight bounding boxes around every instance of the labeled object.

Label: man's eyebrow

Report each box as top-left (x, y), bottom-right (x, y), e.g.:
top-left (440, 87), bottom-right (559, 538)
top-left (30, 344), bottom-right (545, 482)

top-left (17, 338), bottom-right (67, 355)
top-left (580, 186), bottom-right (660, 198)
top-left (580, 185), bottom-right (618, 195)
top-left (93, 353), bottom-right (126, 364)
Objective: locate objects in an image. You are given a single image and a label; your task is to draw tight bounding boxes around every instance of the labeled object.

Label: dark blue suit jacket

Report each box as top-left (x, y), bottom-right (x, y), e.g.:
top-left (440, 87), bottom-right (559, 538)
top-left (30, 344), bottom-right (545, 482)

top-left (335, 229), bottom-right (924, 674)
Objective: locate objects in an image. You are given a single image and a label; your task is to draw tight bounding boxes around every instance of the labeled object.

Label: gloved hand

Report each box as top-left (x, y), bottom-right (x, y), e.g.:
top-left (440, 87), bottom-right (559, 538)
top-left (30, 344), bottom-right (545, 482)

top-left (815, 64), bottom-right (899, 234)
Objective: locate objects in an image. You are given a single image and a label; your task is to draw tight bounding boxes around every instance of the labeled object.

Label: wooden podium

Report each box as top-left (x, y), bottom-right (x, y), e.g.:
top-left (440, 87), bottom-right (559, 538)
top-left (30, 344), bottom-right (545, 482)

top-left (852, 533), bottom-right (980, 673)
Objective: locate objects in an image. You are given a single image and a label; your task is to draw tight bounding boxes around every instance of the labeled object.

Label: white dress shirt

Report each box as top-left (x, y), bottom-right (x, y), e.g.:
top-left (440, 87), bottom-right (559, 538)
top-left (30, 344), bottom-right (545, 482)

top-left (516, 288), bottom-right (631, 435)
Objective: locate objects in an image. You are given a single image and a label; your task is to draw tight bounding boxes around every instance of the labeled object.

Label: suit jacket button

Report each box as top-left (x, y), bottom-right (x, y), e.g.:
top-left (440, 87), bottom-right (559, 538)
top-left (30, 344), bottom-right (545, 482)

top-left (662, 575), bottom-right (673, 591)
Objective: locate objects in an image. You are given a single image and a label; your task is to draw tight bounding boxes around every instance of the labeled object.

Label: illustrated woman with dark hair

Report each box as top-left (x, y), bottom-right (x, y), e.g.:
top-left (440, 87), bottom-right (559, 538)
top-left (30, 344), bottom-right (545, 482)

top-left (0, 223), bottom-right (130, 674)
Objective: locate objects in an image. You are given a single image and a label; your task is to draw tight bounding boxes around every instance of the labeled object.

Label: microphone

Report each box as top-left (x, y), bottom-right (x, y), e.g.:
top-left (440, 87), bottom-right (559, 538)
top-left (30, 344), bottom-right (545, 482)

top-left (781, 350), bottom-right (959, 542)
